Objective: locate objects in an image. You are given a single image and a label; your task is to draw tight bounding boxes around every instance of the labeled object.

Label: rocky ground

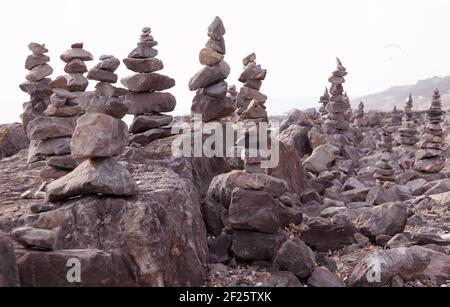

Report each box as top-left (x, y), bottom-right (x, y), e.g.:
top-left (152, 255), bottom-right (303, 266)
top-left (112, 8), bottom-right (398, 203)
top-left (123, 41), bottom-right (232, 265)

top-left (0, 107), bottom-right (449, 287)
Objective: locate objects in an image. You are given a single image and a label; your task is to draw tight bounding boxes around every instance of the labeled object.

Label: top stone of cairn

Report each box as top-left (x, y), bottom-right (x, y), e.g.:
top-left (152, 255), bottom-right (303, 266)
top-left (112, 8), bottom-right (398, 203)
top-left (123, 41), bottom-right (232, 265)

top-left (28, 42), bottom-right (48, 55)
top-left (208, 16), bottom-right (226, 40)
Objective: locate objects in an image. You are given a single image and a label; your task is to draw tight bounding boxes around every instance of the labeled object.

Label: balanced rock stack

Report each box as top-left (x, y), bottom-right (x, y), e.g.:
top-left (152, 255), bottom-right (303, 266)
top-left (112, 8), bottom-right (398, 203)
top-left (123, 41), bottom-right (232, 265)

top-left (414, 88), bottom-right (447, 173)
top-left (60, 43), bottom-right (94, 92)
top-left (86, 55), bottom-right (128, 119)
top-left (373, 126), bottom-right (396, 185)
top-left (27, 86), bottom-right (80, 165)
top-left (235, 53), bottom-right (268, 115)
top-left (239, 84), bottom-right (270, 174)
top-left (20, 43), bottom-right (54, 134)
top-left (189, 17), bottom-right (234, 122)
top-left (46, 107), bottom-right (137, 201)
top-left (353, 101), bottom-right (365, 127)
top-left (398, 94), bottom-right (419, 146)
top-left (323, 58), bottom-right (351, 133)
top-left (121, 27), bottom-right (176, 146)
top-left (319, 87), bottom-right (330, 117)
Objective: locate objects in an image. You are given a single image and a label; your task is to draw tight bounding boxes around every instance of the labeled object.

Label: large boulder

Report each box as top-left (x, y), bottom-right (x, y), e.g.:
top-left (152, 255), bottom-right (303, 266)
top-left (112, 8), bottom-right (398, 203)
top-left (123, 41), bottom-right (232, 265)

top-left (269, 142), bottom-right (310, 196)
top-left (279, 109), bottom-right (313, 132)
top-left (17, 249), bottom-right (113, 287)
top-left (27, 163), bottom-right (208, 286)
top-left (228, 188), bottom-right (280, 233)
top-left (348, 246), bottom-right (450, 287)
top-left (355, 202), bottom-right (407, 239)
top-left (303, 144), bottom-right (338, 173)
top-left (231, 230), bottom-right (287, 262)
top-left (273, 238), bottom-right (316, 279)
top-left (0, 232), bottom-right (20, 287)
top-left (278, 124), bottom-right (312, 158)
top-left (301, 222), bottom-right (358, 251)
top-left (27, 117), bottom-right (77, 141)
top-left (70, 113), bottom-right (129, 159)
top-left (0, 123), bottom-right (29, 159)
top-left (45, 158), bottom-right (138, 202)
top-left (207, 170), bottom-right (288, 209)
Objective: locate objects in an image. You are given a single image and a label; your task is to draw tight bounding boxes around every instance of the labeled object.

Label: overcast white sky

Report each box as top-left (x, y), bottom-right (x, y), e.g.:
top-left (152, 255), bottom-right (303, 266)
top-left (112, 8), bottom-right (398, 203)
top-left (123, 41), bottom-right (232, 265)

top-left (2, 0), bottom-right (450, 124)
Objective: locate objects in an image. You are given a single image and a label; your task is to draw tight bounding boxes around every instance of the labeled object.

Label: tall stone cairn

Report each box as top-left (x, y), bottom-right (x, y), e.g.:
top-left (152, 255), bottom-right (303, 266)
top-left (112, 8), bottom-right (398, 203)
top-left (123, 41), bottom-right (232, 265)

top-left (353, 101), bottom-right (365, 127)
top-left (189, 17), bottom-right (234, 122)
top-left (60, 43), bottom-right (94, 92)
top-left (414, 88), bottom-right (447, 173)
top-left (319, 87), bottom-right (330, 117)
top-left (324, 58), bottom-right (351, 133)
top-left (121, 27), bottom-right (176, 146)
top-left (398, 94), bottom-right (418, 146)
top-left (20, 43), bottom-right (53, 136)
top-left (235, 53), bottom-right (268, 114)
top-left (373, 121), bottom-right (395, 185)
top-left (238, 65), bottom-right (270, 174)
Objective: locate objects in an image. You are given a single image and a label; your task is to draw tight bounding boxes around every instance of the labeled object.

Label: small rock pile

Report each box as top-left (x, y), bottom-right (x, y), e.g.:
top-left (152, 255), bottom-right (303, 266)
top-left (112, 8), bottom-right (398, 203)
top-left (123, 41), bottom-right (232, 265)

top-left (319, 87), bottom-right (330, 117)
top-left (414, 88), bottom-right (447, 174)
top-left (122, 27), bottom-right (176, 146)
top-left (353, 101), bottom-right (365, 127)
top-left (398, 94), bottom-right (419, 146)
top-left (323, 58), bottom-right (351, 134)
top-left (60, 43), bottom-right (93, 92)
top-left (235, 53), bottom-right (268, 114)
top-left (20, 43), bottom-right (53, 135)
top-left (189, 17), bottom-right (234, 122)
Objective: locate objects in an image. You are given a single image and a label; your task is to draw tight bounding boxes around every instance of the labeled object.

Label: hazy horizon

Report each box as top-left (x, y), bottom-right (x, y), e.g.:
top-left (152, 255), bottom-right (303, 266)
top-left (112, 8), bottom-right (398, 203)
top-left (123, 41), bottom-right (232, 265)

top-left (2, 0), bottom-right (450, 124)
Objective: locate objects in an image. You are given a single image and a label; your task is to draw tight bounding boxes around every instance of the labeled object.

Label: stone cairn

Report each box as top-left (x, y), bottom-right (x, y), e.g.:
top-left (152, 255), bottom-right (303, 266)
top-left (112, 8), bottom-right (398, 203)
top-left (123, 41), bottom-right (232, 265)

top-left (238, 55), bottom-right (269, 174)
top-left (20, 43), bottom-right (53, 136)
top-left (353, 101), bottom-right (365, 127)
top-left (414, 88), bottom-right (447, 173)
top-left (121, 27), bottom-right (176, 146)
top-left (398, 94), bottom-right (419, 146)
top-left (21, 44), bottom-right (83, 167)
top-left (30, 44), bottom-right (93, 171)
top-left (323, 58), bottom-right (351, 134)
top-left (189, 16), bottom-right (234, 122)
top-left (235, 53), bottom-right (268, 115)
top-left (45, 60), bottom-right (137, 203)
top-left (373, 122), bottom-right (396, 185)
top-left (61, 43), bottom-right (93, 92)
top-left (319, 87), bottom-right (330, 117)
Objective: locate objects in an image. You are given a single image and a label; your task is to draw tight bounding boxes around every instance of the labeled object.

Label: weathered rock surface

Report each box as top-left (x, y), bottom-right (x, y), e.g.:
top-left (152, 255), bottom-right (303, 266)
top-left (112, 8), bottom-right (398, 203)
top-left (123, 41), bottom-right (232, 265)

top-left (0, 232), bottom-right (20, 287)
top-left (0, 123), bottom-right (29, 159)
top-left (70, 113), bottom-right (129, 159)
top-left (45, 158), bottom-right (138, 202)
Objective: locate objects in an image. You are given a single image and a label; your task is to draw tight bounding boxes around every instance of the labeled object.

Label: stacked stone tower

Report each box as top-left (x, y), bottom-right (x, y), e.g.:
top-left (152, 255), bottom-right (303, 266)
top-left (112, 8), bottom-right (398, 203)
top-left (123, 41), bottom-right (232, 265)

top-left (121, 27), bottom-right (176, 145)
top-left (414, 89), bottom-right (447, 173)
top-left (235, 53), bottom-right (268, 114)
top-left (323, 58), bottom-right (351, 134)
top-left (20, 43), bottom-right (53, 135)
top-left (398, 94), bottom-right (418, 146)
top-left (189, 17), bottom-right (234, 122)
top-left (319, 87), bottom-right (330, 117)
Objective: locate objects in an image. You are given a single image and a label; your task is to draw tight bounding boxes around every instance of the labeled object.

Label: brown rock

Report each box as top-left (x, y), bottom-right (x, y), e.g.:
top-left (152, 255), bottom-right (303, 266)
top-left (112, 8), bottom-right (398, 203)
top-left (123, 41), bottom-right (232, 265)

top-left (121, 73), bottom-right (175, 92)
top-left (199, 47), bottom-right (224, 66)
top-left (123, 57), bottom-right (164, 73)
top-left (125, 92), bottom-right (176, 115)
top-left (71, 113), bottom-right (129, 159)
